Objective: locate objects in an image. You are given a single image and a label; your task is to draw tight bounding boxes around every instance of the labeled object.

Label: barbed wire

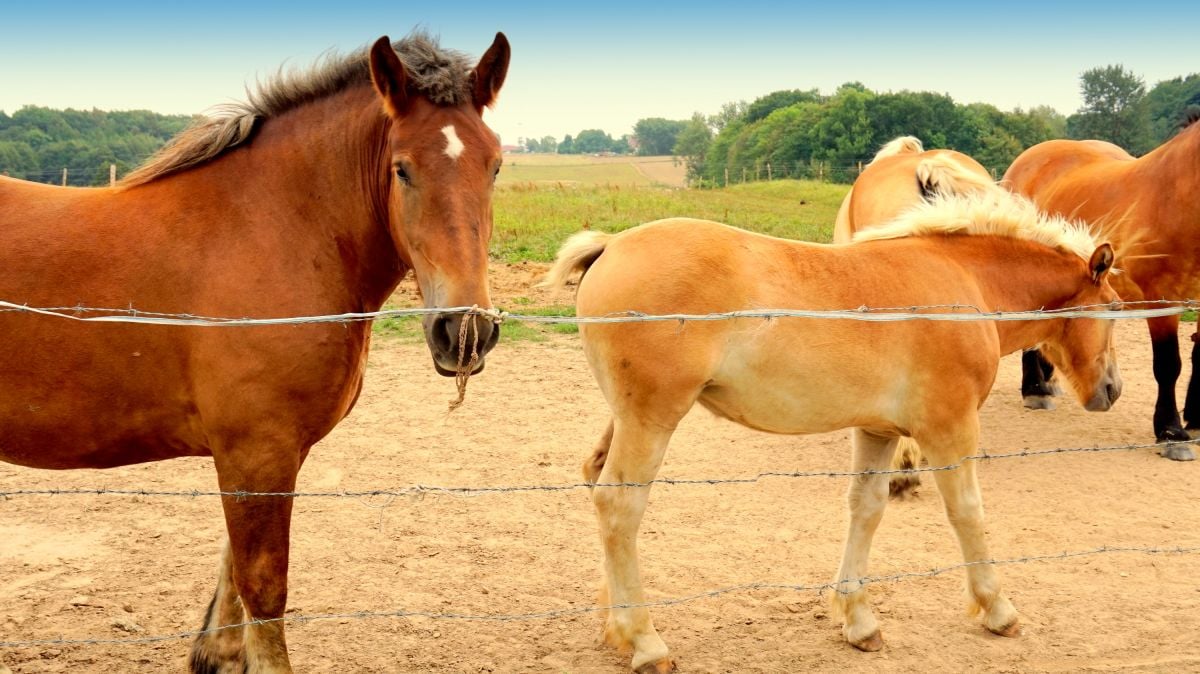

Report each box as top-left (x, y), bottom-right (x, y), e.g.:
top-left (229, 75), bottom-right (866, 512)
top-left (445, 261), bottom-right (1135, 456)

top-left (1, 543), bottom-right (1195, 649)
top-left (1, 299), bottom-right (1197, 329)
top-left (1, 440), bottom-right (1189, 501)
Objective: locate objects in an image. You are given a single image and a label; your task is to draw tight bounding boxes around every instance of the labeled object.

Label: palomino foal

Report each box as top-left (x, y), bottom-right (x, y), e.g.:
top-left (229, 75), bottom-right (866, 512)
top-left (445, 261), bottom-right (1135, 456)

top-left (545, 193), bottom-right (1121, 671)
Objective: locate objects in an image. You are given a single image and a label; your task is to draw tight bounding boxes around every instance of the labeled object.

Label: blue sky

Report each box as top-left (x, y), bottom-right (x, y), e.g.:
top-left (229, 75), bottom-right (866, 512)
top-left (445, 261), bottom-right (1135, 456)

top-left (1, 1), bottom-right (1197, 144)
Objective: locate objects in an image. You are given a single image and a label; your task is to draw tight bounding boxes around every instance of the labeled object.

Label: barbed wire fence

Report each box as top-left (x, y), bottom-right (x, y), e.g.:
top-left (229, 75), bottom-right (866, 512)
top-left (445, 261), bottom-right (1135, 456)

top-left (2, 299), bottom-right (1199, 652)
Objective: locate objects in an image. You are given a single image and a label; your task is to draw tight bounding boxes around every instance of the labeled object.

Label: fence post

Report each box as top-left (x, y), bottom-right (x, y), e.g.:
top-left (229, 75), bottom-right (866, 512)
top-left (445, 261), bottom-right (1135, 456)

top-left (724, 167), bottom-right (729, 188)
top-left (857, 160), bottom-right (863, 175)
top-left (110, 164), bottom-right (117, 186)
top-left (61, 168), bottom-right (68, 186)
top-left (767, 163), bottom-right (772, 181)
top-left (818, 163), bottom-right (824, 182)
top-left (742, 167), bottom-right (747, 183)
top-left (756, 165), bottom-right (761, 181)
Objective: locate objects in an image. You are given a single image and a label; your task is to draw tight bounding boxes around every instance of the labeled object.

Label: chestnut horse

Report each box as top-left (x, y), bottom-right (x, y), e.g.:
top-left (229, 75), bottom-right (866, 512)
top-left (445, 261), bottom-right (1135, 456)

top-left (1005, 119), bottom-right (1200, 460)
top-left (835, 136), bottom-right (1005, 498)
top-left (545, 195), bottom-right (1121, 671)
top-left (0, 32), bottom-right (509, 672)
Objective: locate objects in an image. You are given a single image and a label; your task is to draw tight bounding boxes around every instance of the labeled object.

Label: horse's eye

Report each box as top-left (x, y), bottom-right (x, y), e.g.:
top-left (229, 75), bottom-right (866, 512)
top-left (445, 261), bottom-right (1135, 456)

top-left (395, 166), bottom-right (410, 184)
top-left (492, 166), bottom-right (501, 181)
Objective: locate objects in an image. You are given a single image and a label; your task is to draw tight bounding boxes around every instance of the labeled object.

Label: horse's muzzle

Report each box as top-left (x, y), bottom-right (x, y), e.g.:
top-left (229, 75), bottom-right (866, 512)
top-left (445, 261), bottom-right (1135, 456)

top-left (427, 313), bottom-right (500, 377)
top-left (1084, 366), bottom-right (1123, 412)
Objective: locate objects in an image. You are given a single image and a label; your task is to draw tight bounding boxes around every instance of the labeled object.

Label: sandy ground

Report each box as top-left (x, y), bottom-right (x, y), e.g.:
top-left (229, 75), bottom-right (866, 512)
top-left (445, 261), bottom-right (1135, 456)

top-left (2, 265), bottom-right (1200, 673)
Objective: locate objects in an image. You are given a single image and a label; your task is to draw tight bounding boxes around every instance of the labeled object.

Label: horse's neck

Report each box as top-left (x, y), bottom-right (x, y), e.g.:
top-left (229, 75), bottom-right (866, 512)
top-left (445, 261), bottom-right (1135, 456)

top-left (175, 86), bottom-right (400, 310)
top-left (949, 238), bottom-right (1087, 355)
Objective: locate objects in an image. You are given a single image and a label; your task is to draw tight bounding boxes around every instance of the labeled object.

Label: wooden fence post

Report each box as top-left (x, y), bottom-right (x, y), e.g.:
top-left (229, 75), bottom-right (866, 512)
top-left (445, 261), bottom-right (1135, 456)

top-left (724, 167), bottom-right (729, 187)
top-left (767, 163), bottom-right (773, 181)
top-left (742, 167), bottom-right (747, 183)
top-left (61, 168), bottom-right (68, 186)
top-left (110, 164), bottom-right (117, 186)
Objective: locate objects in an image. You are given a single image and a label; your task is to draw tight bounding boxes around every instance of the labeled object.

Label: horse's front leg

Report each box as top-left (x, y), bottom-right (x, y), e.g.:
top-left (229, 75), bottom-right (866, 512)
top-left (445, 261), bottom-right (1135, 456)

top-left (921, 426), bottom-right (1019, 637)
top-left (592, 417), bottom-right (677, 673)
top-left (1020, 349), bottom-right (1058, 410)
top-left (1148, 315), bottom-right (1194, 458)
top-left (832, 428), bottom-right (898, 651)
top-left (1182, 326), bottom-right (1200, 440)
top-left (189, 540), bottom-right (246, 673)
top-left (191, 443), bottom-right (302, 674)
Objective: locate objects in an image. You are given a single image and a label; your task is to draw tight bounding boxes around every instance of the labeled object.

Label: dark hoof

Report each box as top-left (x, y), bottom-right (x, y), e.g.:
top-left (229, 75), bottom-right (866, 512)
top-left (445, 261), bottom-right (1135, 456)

top-left (988, 619), bottom-right (1022, 638)
top-left (1158, 426), bottom-right (1190, 442)
top-left (1160, 444), bottom-right (1197, 461)
top-left (888, 474), bottom-right (920, 500)
top-left (1023, 395), bottom-right (1055, 411)
top-left (850, 630), bottom-right (884, 652)
top-left (634, 658), bottom-right (677, 673)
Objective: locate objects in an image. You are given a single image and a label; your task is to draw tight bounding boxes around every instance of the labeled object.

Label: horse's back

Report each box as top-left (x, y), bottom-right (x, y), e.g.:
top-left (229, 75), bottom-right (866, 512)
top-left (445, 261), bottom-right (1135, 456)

top-left (1004, 139), bottom-right (1133, 200)
top-left (574, 219), bottom-right (997, 432)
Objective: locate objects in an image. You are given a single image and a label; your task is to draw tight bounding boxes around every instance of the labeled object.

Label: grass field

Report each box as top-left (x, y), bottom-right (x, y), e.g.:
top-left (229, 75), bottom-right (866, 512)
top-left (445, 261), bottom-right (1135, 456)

top-left (498, 153), bottom-right (686, 188)
top-left (491, 179), bottom-right (848, 262)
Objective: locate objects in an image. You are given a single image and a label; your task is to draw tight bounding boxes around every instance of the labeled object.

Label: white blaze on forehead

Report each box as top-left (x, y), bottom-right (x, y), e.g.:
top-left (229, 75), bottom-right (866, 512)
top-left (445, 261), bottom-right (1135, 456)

top-left (441, 125), bottom-right (465, 161)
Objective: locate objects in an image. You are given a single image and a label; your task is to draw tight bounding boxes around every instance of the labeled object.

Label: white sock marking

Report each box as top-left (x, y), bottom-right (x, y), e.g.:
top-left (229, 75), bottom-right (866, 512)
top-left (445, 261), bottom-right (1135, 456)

top-left (442, 125), bottom-right (464, 161)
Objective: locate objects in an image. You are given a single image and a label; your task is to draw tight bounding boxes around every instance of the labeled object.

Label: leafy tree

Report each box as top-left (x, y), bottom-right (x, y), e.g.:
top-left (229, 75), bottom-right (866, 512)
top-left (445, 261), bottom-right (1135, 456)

top-left (1143, 74), bottom-right (1200, 147)
top-left (744, 89), bottom-right (822, 124)
top-left (573, 129), bottom-right (617, 154)
top-left (1067, 65), bottom-right (1150, 152)
top-left (673, 113), bottom-right (713, 183)
top-left (558, 134), bottom-right (574, 154)
top-left (708, 101), bottom-right (747, 132)
top-left (632, 117), bottom-right (688, 156)
top-left (538, 135), bottom-right (558, 153)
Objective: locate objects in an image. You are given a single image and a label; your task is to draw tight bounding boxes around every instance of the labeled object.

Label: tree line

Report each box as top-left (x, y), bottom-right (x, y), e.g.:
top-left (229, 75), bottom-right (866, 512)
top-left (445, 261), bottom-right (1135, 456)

top-left (0, 106), bottom-right (192, 185)
top-left (652, 66), bottom-right (1198, 185)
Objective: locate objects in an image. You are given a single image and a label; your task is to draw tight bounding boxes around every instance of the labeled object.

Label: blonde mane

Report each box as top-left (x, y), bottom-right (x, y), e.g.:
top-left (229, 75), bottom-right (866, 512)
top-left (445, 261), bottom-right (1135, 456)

top-left (853, 191), bottom-right (1099, 260)
top-left (120, 31), bottom-right (475, 188)
top-left (869, 135), bottom-right (924, 164)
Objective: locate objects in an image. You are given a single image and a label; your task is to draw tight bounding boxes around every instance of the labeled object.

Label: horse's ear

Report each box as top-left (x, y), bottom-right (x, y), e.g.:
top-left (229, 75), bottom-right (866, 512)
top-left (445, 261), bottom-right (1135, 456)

top-left (1090, 242), bottom-right (1115, 284)
top-left (472, 32), bottom-right (510, 110)
top-left (369, 36), bottom-right (410, 117)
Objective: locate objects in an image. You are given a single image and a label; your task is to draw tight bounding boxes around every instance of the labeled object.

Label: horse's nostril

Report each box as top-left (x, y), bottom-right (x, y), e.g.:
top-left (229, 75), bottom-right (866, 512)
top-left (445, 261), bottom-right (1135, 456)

top-left (431, 316), bottom-right (454, 355)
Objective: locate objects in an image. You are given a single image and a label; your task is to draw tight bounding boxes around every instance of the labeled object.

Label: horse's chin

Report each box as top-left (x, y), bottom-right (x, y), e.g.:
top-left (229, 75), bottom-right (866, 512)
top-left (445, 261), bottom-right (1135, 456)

top-left (432, 359), bottom-right (486, 378)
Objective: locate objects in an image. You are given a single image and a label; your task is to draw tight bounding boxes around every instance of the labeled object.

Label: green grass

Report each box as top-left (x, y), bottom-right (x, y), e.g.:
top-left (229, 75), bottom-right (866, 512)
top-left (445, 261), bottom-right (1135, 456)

top-left (491, 179), bottom-right (847, 263)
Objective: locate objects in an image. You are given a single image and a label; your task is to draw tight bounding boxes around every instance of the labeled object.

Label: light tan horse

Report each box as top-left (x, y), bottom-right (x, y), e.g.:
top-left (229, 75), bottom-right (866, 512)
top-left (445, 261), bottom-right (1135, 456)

top-left (545, 195), bottom-right (1121, 671)
top-left (1005, 118), bottom-right (1200, 460)
top-left (0, 32), bottom-right (509, 672)
top-left (835, 137), bottom-right (1006, 498)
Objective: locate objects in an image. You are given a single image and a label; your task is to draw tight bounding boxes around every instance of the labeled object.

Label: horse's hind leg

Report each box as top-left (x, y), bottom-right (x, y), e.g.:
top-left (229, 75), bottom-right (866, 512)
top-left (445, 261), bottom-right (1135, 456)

top-left (832, 429), bottom-right (898, 651)
top-left (189, 541), bottom-right (246, 673)
top-left (582, 419), bottom-right (615, 484)
top-left (921, 426), bottom-right (1019, 637)
top-left (887, 437), bottom-right (922, 499)
top-left (1021, 349), bottom-right (1058, 410)
top-left (592, 416), bottom-right (678, 673)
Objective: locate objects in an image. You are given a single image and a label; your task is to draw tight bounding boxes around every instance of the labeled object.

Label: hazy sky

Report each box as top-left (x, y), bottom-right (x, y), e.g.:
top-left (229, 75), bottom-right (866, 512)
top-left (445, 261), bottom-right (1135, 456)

top-left (1, 1), bottom-right (1197, 144)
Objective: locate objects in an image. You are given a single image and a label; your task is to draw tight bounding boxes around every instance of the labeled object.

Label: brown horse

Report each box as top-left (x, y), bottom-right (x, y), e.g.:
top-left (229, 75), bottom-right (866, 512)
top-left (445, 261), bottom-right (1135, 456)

top-left (835, 136), bottom-right (1006, 498)
top-left (0, 32), bottom-right (509, 672)
top-left (545, 195), bottom-right (1121, 671)
top-left (1005, 119), bottom-right (1200, 460)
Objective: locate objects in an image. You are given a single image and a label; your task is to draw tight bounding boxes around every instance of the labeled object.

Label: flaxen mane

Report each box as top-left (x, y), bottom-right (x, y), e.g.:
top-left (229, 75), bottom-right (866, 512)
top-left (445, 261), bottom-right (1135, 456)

top-left (120, 31), bottom-right (475, 188)
top-left (854, 191), bottom-right (1099, 260)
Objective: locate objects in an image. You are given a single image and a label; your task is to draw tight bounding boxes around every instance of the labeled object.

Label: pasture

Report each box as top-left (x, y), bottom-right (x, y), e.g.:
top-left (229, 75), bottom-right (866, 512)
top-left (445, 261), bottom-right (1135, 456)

top-left (497, 153), bottom-right (687, 188)
top-left (2, 254), bottom-right (1199, 672)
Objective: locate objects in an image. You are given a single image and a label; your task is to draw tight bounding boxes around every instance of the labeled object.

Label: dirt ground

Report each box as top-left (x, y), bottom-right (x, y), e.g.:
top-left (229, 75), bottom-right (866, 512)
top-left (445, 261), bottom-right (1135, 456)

top-left (2, 264), bottom-right (1199, 673)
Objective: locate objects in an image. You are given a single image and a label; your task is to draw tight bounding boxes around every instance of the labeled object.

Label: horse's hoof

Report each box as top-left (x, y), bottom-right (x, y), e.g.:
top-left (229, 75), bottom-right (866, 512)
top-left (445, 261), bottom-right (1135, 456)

top-left (1185, 426), bottom-right (1200, 440)
top-left (989, 619), bottom-right (1022, 638)
top-left (1160, 444), bottom-right (1196, 461)
top-left (634, 658), bottom-right (677, 673)
top-left (1023, 395), bottom-right (1055, 411)
top-left (850, 630), bottom-right (884, 652)
top-left (888, 475), bottom-right (920, 500)
top-left (1158, 426), bottom-right (1190, 442)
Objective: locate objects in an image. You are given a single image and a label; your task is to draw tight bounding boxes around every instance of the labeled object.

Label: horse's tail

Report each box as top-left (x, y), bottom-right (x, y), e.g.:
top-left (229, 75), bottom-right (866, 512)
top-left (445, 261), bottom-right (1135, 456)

top-left (914, 154), bottom-right (998, 201)
top-left (869, 135), bottom-right (924, 165)
top-left (540, 230), bottom-right (612, 289)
